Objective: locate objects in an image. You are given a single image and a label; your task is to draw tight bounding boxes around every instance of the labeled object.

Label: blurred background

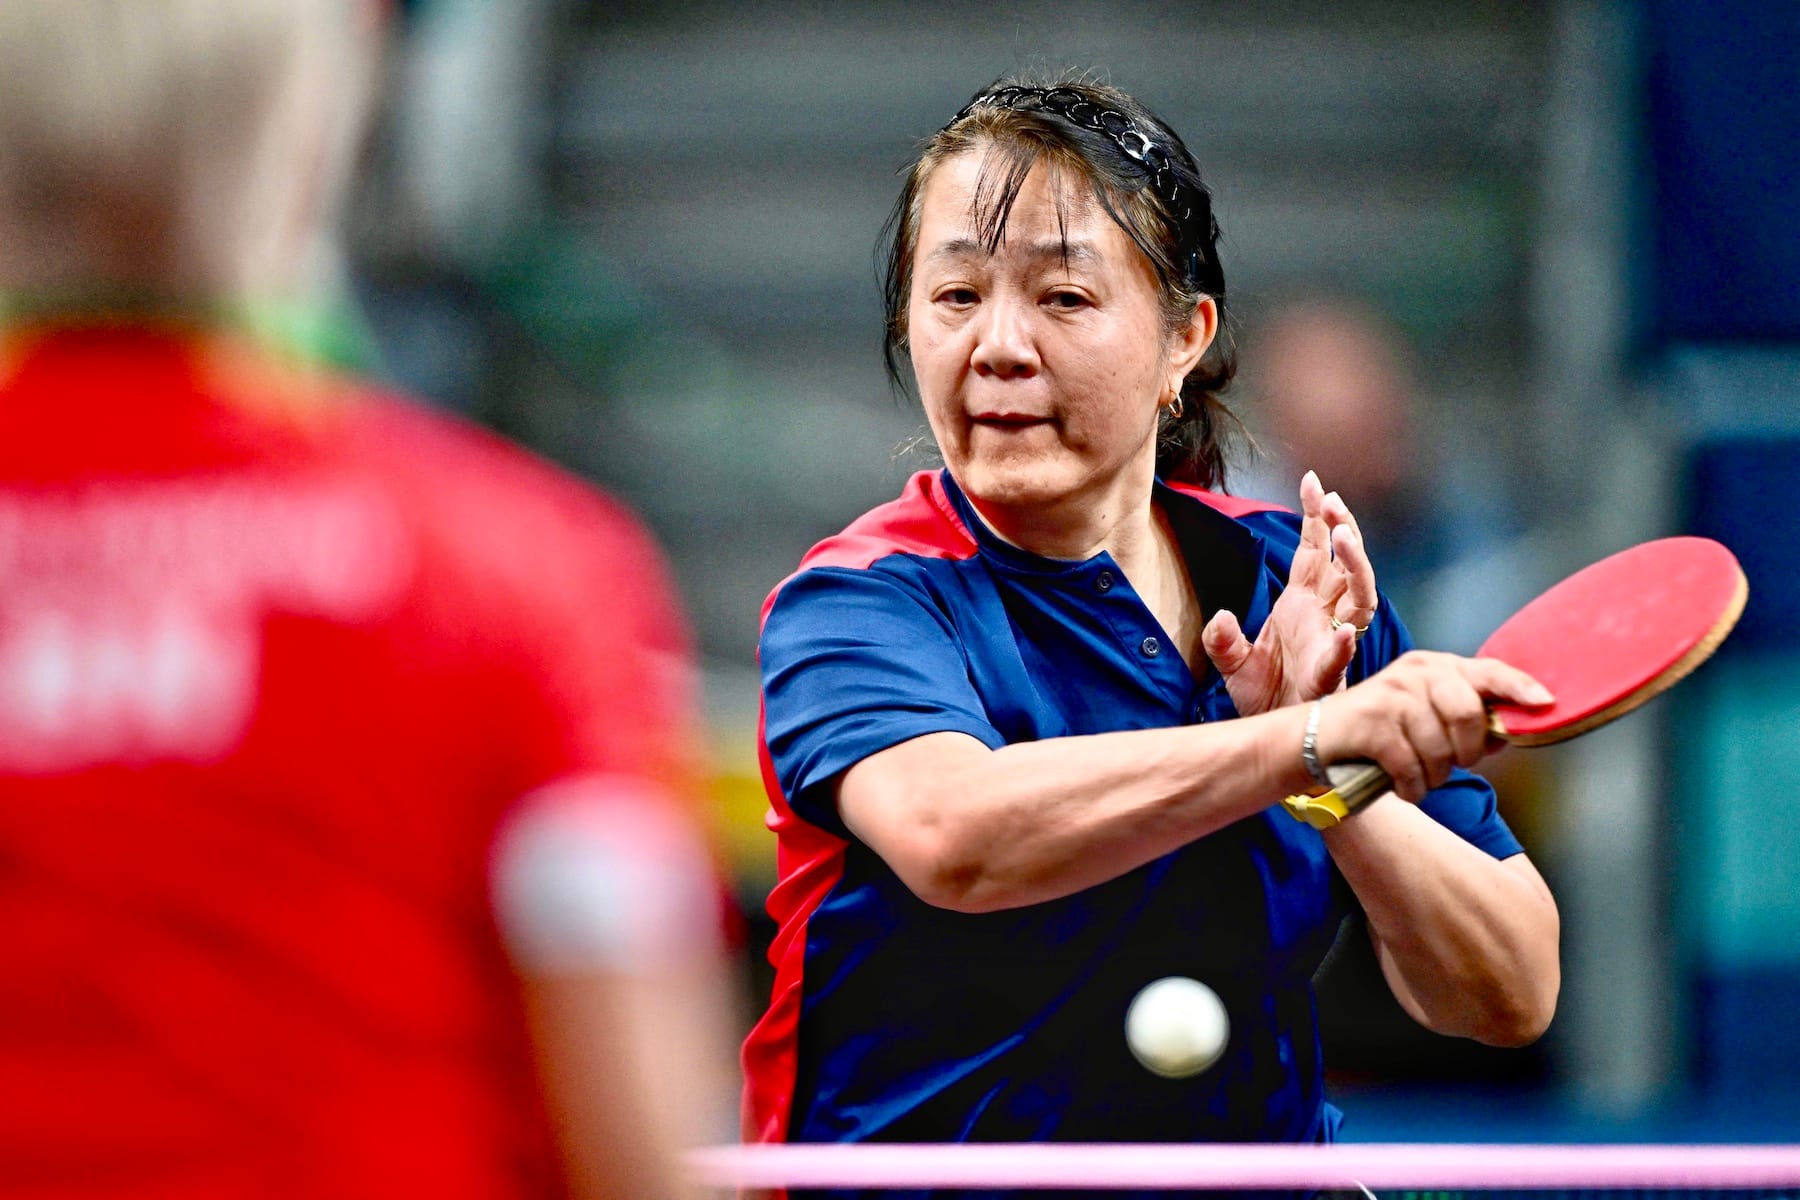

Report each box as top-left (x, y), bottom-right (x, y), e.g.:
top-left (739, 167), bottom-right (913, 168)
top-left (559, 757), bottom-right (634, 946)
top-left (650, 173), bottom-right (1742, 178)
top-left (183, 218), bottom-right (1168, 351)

top-left (339, 0), bottom-right (1797, 1145)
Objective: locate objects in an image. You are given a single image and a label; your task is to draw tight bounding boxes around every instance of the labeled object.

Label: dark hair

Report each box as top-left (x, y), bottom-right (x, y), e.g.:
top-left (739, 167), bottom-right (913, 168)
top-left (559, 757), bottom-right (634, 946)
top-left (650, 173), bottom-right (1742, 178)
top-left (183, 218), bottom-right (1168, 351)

top-left (879, 75), bottom-right (1239, 489)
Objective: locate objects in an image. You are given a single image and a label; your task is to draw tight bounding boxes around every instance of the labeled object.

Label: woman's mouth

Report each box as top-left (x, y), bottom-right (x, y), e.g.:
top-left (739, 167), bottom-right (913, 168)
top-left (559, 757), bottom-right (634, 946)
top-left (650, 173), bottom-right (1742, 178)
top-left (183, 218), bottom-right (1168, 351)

top-left (971, 412), bottom-right (1053, 430)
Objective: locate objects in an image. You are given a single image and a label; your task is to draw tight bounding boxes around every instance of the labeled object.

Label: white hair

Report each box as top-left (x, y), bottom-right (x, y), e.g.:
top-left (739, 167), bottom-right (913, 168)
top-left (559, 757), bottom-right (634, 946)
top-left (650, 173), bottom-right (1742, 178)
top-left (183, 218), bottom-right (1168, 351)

top-left (0, 0), bottom-right (378, 300)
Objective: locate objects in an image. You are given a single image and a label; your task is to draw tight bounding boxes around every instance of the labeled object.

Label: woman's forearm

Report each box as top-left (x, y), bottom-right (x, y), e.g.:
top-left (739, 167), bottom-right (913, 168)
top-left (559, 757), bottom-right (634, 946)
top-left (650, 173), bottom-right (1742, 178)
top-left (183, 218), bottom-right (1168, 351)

top-left (1323, 797), bottom-right (1560, 1045)
top-left (838, 650), bottom-right (1556, 925)
top-left (837, 707), bottom-right (1318, 913)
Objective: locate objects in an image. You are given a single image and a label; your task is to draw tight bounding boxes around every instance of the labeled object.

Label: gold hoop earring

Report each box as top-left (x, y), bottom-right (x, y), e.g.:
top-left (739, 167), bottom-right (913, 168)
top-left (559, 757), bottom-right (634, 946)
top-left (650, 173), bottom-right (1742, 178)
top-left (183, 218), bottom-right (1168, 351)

top-left (1166, 392), bottom-right (1185, 420)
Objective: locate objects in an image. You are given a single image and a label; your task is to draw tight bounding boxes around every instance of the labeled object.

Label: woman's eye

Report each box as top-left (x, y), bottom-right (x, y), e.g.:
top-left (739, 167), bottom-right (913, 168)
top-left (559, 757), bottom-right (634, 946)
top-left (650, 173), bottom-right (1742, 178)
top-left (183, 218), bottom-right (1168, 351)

top-left (937, 287), bottom-right (978, 306)
top-left (1047, 291), bottom-right (1089, 310)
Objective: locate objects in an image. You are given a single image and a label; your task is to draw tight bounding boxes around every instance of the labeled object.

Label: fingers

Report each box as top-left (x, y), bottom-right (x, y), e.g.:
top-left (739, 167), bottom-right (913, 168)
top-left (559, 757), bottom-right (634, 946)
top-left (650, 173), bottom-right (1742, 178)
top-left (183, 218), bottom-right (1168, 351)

top-left (1322, 485), bottom-right (1362, 539)
top-left (1201, 609), bottom-right (1252, 675)
top-left (1460, 657), bottom-right (1555, 709)
top-left (1312, 690), bottom-right (1426, 803)
top-left (1329, 520), bottom-right (1378, 625)
top-left (1291, 473), bottom-right (1378, 631)
top-left (1321, 490), bottom-right (1377, 627)
top-left (1364, 681), bottom-right (1453, 801)
top-left (1298, 469), bottom-right (1326, 526)
top-left (1316, 651), bottom-right (1547, 804)
top-left (1307, 622), bottom-right (1356, 697)
top-left (1426, 666), bottom-right (1491, 769)
top-left (1291, 470), bottom-right (1331, 588)
top-left (1315, 554), bottom-right (1350, 610)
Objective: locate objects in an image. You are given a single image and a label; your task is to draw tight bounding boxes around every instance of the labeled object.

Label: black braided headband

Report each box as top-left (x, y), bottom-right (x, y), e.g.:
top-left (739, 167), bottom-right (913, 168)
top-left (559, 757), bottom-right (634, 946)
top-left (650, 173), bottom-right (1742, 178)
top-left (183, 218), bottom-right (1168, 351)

top-left (947, 85), bottom-right (1209, 287)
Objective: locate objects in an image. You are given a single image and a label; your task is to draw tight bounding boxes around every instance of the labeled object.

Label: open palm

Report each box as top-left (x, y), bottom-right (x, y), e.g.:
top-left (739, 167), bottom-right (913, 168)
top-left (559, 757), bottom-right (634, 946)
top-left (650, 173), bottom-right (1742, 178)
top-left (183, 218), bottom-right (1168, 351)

top-left (1203, 471), bottom-right (1379, 716)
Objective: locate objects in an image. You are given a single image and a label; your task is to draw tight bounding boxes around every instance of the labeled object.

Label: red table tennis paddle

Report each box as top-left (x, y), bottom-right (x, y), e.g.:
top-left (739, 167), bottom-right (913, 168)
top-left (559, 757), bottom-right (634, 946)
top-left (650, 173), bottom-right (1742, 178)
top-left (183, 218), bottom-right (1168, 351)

top-left (1282, 536), bottom-right (1748, 829)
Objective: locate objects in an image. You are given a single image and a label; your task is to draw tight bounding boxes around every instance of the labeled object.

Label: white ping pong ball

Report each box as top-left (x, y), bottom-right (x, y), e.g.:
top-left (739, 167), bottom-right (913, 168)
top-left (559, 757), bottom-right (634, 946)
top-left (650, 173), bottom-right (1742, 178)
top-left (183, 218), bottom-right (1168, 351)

top-left (1125, 976), bottom-right (1229, 1079)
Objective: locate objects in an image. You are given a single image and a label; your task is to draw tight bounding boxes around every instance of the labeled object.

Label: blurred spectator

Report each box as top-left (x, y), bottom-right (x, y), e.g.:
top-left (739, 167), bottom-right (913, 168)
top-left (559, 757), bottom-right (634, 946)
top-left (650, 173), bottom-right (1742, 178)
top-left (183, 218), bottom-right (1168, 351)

top-left (0, 2), bottom-right (733, 1197)
top-left (1234, 295), bottom-right (1538, 653)
top-left (1234, 295), bottom-right (1561, 1083)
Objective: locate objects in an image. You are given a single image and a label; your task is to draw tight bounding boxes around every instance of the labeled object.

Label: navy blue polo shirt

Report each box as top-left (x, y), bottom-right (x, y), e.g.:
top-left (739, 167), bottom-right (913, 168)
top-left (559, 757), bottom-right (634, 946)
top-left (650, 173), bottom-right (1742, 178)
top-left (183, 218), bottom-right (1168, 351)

top-left (741, 468), bottom-right (1520, 1162)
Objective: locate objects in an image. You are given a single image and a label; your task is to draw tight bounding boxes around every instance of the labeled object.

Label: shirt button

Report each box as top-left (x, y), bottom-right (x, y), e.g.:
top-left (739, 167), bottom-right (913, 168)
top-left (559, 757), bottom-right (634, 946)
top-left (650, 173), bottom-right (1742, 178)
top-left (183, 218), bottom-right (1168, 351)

top-left (1095, 571), bottom-right (1115, 593)
top-left (1140, 636), bottom-right (1161, 657)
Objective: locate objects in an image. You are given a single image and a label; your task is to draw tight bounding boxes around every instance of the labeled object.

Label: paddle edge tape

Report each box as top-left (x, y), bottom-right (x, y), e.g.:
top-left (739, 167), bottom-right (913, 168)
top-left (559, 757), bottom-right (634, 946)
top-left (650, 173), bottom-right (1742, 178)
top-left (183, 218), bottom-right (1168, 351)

top-left (1497, 558), bottom-right (1748, 747)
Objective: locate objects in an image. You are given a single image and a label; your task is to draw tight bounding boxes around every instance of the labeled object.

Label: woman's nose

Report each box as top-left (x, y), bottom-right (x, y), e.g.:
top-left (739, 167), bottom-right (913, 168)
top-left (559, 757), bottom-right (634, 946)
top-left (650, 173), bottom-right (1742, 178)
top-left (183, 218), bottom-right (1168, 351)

top-left (969, 297), bottom-right (1039, 378)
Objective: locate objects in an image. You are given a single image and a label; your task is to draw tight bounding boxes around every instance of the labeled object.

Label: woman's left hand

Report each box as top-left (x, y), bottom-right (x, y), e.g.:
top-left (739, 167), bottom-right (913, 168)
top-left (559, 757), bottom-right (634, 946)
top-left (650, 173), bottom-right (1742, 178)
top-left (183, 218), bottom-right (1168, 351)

top-left (1202, 470), bottom-right (1378, 717)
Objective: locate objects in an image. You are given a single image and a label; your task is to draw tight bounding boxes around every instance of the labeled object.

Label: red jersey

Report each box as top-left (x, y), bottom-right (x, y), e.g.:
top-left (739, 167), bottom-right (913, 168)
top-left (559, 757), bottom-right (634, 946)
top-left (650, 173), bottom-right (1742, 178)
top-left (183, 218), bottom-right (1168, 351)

top-left (0, 323), bottom-right (701, 1199)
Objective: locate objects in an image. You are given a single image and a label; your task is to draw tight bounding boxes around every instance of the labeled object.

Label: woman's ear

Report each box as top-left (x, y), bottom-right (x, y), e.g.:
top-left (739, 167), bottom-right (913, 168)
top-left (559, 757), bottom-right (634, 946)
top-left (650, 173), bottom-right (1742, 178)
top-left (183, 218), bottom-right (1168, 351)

top-left (1168, 295), bottom-right (1219, 394)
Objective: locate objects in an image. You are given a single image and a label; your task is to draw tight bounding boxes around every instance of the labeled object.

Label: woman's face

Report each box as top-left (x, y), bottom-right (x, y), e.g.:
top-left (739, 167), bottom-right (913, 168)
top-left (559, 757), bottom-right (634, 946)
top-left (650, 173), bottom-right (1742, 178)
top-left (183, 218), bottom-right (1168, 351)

top-left (906, 149), bottom-right (1213, 532)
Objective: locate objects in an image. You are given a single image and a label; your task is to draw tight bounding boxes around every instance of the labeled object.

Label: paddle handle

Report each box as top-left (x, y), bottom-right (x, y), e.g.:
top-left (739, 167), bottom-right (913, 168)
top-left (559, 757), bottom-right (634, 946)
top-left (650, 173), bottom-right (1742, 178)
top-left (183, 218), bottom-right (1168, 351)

top-left (1279, 761), bottom-right (1391, 829)
top-left (1279, 713), bottom-right (1514, 829)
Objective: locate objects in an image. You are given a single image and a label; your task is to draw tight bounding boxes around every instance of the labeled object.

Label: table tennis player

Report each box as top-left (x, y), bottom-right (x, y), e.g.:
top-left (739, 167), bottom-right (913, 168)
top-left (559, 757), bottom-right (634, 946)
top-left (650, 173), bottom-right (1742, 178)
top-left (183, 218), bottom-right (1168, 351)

top-left (0, 3), bottom-right (734, 1197)
top-left (743, 74), bottom-right (1561, 1187)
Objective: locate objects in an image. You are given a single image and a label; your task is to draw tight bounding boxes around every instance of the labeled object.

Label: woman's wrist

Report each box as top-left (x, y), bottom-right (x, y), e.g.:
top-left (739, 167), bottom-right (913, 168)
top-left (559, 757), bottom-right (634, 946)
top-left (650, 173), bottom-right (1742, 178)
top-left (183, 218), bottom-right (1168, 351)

top-left (1300, 699), bottom-right (1334, 789)
top-left (1249, 704), bottom-right (1326, 800)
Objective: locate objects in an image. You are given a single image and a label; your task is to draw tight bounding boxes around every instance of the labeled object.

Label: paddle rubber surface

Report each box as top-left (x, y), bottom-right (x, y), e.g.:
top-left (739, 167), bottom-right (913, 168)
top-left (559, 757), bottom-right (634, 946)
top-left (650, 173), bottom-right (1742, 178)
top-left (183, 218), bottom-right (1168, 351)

top-left (1479, 536), bottom-right (1747, 745)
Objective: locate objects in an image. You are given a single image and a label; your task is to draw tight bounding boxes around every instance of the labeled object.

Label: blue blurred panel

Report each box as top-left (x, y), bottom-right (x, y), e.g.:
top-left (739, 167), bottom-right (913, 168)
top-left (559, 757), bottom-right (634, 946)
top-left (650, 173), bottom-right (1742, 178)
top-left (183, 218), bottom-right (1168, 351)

top-left (1683, 438), bottom-right (1800, 650)
top-left (1671, 652), bottom-right (1800, 969)
top-left (1675, 437), bottom-right (1800, 1098)
top-left (1668, 647), bottom-right (1800, 1098)
top-left (1693, 967), bottom-right (1800, 1100)
top-left (1646, 0), bottom-right (1800, 341)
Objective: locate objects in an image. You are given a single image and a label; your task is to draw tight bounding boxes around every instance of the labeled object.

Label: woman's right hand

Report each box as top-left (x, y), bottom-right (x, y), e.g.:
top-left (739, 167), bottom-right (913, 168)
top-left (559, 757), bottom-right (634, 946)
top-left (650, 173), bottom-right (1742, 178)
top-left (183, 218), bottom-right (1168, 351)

top-left (1310, 651), bottom-right (1553, 802)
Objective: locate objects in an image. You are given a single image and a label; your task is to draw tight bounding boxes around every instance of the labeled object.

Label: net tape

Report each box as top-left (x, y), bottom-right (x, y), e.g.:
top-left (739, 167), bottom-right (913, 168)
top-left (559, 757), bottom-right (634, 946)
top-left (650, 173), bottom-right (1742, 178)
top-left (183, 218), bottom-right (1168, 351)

top-left (688, 1142), bottom-right (1800, 1192)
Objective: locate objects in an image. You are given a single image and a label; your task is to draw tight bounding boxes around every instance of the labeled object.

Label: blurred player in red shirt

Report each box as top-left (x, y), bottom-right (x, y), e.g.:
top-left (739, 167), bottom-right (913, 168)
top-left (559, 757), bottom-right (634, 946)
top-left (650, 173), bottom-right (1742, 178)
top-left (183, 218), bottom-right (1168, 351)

top-left (0, 2), bottom-right (735, 1197)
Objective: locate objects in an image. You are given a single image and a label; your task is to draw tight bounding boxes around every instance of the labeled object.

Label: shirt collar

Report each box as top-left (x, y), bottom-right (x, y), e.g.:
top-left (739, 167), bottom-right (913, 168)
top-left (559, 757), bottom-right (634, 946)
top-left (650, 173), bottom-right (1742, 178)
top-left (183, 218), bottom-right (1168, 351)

top-left (937, 467), bottom-right (1271, 626)
top-left (1153, 477), bottom-right (1270, 636)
